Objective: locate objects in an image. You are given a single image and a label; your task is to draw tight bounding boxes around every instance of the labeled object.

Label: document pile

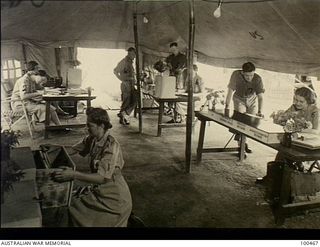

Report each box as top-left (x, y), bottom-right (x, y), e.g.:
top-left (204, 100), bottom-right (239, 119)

top-left (292, 133), bottom-right (320, 150)
top-left (44, 87), bottom-right (62, 95)
top-left (67, 88), bottom-right (88, 95)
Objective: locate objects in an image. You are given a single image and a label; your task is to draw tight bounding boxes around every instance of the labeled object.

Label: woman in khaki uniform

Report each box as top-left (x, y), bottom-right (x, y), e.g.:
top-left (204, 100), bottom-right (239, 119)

top-left (54, 107), bottom-right (132, 227)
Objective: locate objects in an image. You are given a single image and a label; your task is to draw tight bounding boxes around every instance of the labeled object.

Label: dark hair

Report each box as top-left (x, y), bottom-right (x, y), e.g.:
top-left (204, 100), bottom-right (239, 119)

top-left (127, 47), bottom-right (136, 52)
top-left (170, 42), bottom-right (178, 47)
top-left (38, 70), bottom-right (48, 77)
top-left (193, 64), bottom-right (198, 71)
top-left (86, 107), bottom-right (112, 130)
top-left (242, 62), bottom-right (255, 72)
top-left (26, 61), bottom-right (39, 71)
top-left (295, 87), bottom-right (316, 105)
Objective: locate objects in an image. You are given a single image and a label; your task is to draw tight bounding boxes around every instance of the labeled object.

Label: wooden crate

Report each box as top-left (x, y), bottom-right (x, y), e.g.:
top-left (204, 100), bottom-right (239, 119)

top-left (34, 145), bottom-right (76, 209)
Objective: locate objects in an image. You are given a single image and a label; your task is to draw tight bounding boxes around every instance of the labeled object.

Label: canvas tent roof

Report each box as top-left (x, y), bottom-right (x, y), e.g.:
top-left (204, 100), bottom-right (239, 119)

top-left (1, 0), bottom-right (320, 75)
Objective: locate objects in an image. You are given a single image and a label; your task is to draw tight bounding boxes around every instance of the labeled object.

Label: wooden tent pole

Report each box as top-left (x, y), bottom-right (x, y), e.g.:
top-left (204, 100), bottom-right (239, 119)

top-left (54, 48), bottom-right (62, 77)
top-left (185, 0), bottom-right (195, 173)
top-left (22, 44), bottom-right (27, 70)
top-left (133, 3), bottom-right (143, 133)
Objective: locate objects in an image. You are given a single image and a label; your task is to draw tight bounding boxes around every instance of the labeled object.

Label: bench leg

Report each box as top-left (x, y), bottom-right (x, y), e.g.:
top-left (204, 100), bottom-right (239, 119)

top-left (196, 120), bottom-right (206, 162)
top-left (157, 102), bottom-right (164, 137)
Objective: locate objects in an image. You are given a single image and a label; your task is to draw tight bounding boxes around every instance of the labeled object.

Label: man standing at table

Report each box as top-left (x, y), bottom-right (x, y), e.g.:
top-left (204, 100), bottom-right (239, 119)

top-left (165, 42), bottom-right (187, 90)
top-left (114, 47), bottom-right (136, 125)
top-left (167, 64), bottom-right (205, 123)
top-left (224, 62), bottom-right (265, 154)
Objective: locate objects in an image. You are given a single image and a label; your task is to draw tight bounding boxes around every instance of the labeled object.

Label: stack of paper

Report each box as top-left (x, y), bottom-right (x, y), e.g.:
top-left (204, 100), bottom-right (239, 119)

top-left (292, 133), bottom-right (320, 150)
top-left (67, 88), bottom-right (87, 95)
top-left (44, 87), bottom-right (61, 95)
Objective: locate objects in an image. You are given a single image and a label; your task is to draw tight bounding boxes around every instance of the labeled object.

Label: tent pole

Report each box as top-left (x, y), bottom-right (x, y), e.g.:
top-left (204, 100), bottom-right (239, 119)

top-left (54, 47), bottom-right (62, 77)
top-left (22, 44), bottom-right (27, 71)
top-left (185, 0), bottom-right (195, 173)
top-left (133, 3), bottom-right (143, 133)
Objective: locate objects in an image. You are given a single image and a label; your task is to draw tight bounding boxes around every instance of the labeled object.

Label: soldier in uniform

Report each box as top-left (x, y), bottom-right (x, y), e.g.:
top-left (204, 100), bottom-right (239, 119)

top-left (114, 47), bottom-right (136, 125)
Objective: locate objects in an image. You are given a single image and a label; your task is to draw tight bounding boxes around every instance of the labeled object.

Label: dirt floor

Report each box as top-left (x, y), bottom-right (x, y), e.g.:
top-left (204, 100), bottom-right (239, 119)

top-left (6, 109), bottom-right (320, 229)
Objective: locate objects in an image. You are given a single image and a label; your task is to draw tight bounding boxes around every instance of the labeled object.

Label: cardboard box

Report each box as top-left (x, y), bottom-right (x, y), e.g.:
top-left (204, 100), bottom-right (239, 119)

top-left (154, 75), bottom-right (176, 98)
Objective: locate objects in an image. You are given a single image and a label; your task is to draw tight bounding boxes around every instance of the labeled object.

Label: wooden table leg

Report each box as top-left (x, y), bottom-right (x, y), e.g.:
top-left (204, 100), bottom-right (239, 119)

top-left (275, 163), bottom-right (291, 225)
top-left (44, 101), bottom-right (51, 139)
top-left (196, 119), bottom-right (206, 162)
top-left (87, 99), bottom-right (91, 108)
top-left (73, 100), bottom-right (78, 117)
top-left (239, 134), bottom-right (246, 161)
top-left (157, 102), bottom-right (164, 137)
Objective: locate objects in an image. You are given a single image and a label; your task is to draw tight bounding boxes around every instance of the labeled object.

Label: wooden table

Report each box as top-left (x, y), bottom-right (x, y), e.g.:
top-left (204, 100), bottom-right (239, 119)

top-left (195, 110), bottom-right (320, 224)
top-left (195, 111), bottom-right (320, 162)
top-left (42, 94), bottom-right (96, 138)
top-left (152, 95), bottom-right (189, 136)
top-left (133, 91), bottom-right (159, 118)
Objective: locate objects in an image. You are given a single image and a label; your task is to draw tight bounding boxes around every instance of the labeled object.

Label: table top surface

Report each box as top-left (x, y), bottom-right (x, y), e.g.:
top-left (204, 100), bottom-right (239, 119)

top-left (2, 147), bottom-right (42, 227)
top-left (42, 94), bottom-right (96, 100)
top-left (11, 147), bottom-right (36, 169)
top-left (197, 111), bottom-right (284, 133)
top-left (150, 93), bottom-right (200, 102)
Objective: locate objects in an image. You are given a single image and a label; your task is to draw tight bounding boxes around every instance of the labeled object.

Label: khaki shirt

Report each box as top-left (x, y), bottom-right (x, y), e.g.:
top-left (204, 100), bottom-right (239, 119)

top-left (114, 56), bottom-right (135, 82)
top-left (285, 104), bottom-right (319, 130)
top-left (73, 131), bottom-right (124, 180)
top-left (11, 71), bottom-right (37, 107)
top-left (228, 70), bottom-right (264, 98)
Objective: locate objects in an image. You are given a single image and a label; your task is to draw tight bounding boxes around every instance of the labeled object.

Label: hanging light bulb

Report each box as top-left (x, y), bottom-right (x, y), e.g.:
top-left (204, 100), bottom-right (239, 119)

top-left (143, 15), bottom-right (149, 24)
top-left (213, 0), bottom-right (222, 18)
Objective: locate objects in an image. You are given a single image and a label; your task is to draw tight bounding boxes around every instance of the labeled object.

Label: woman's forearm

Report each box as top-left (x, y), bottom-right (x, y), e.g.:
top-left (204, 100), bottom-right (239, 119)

top-left (257, 94), bottom-right (264, 113)
top-left (74, 171), bottom-right (109, 184)
top-left (21, 92), bottom-right (42, 100)
top-left (225, 88), bottom-right (233, 109)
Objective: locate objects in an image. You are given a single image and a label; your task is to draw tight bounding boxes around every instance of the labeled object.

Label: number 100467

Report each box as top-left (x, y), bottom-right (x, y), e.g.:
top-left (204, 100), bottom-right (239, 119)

top-left (301, 241), bottom-right (318, 246)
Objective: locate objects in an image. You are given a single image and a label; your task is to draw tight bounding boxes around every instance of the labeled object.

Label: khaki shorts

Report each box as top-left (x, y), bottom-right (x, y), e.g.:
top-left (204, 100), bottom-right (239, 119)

top-left (233, 94), bottom-right (257, 114)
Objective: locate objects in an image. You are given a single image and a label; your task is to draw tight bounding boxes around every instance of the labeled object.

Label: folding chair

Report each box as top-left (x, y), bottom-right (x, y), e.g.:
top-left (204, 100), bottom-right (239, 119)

top-left (1, 97), bottom-right (35, 139)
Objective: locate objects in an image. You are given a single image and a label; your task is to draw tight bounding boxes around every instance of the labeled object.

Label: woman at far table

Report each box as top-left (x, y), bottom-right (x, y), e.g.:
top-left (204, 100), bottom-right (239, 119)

top-left (53, 107), bottom-right (132, 227)
top-left (281, 87), bottom-right (319, 131)
top-left (11, 70), bottom-right (61, 126)
top-left (256, 87), bottom-right (319, 184)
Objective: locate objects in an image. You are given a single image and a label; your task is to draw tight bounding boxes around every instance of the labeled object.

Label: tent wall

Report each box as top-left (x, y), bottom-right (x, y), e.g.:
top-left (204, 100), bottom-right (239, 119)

top-left (1, 40), bottom-right (78, 82)
top-left (1, 41), bottom-right (24, 63)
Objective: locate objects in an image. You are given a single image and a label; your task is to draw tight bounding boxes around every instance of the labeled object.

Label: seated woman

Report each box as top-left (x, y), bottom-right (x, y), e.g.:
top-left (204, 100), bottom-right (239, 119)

top-left (275, 87), bottom-right (319, 164)
top-left (11, 71), bottom-right (61, 126)
top-left (257, 87), bottom-right (319, 184)
top-left (53, 107), bottom-right (132, 227)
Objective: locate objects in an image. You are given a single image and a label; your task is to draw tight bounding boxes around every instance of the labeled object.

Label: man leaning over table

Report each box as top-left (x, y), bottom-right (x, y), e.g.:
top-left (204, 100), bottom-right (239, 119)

top-left (113, 47), bottom-right (137, 125)
top-left (224, 62), bottom-right (265, 154)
